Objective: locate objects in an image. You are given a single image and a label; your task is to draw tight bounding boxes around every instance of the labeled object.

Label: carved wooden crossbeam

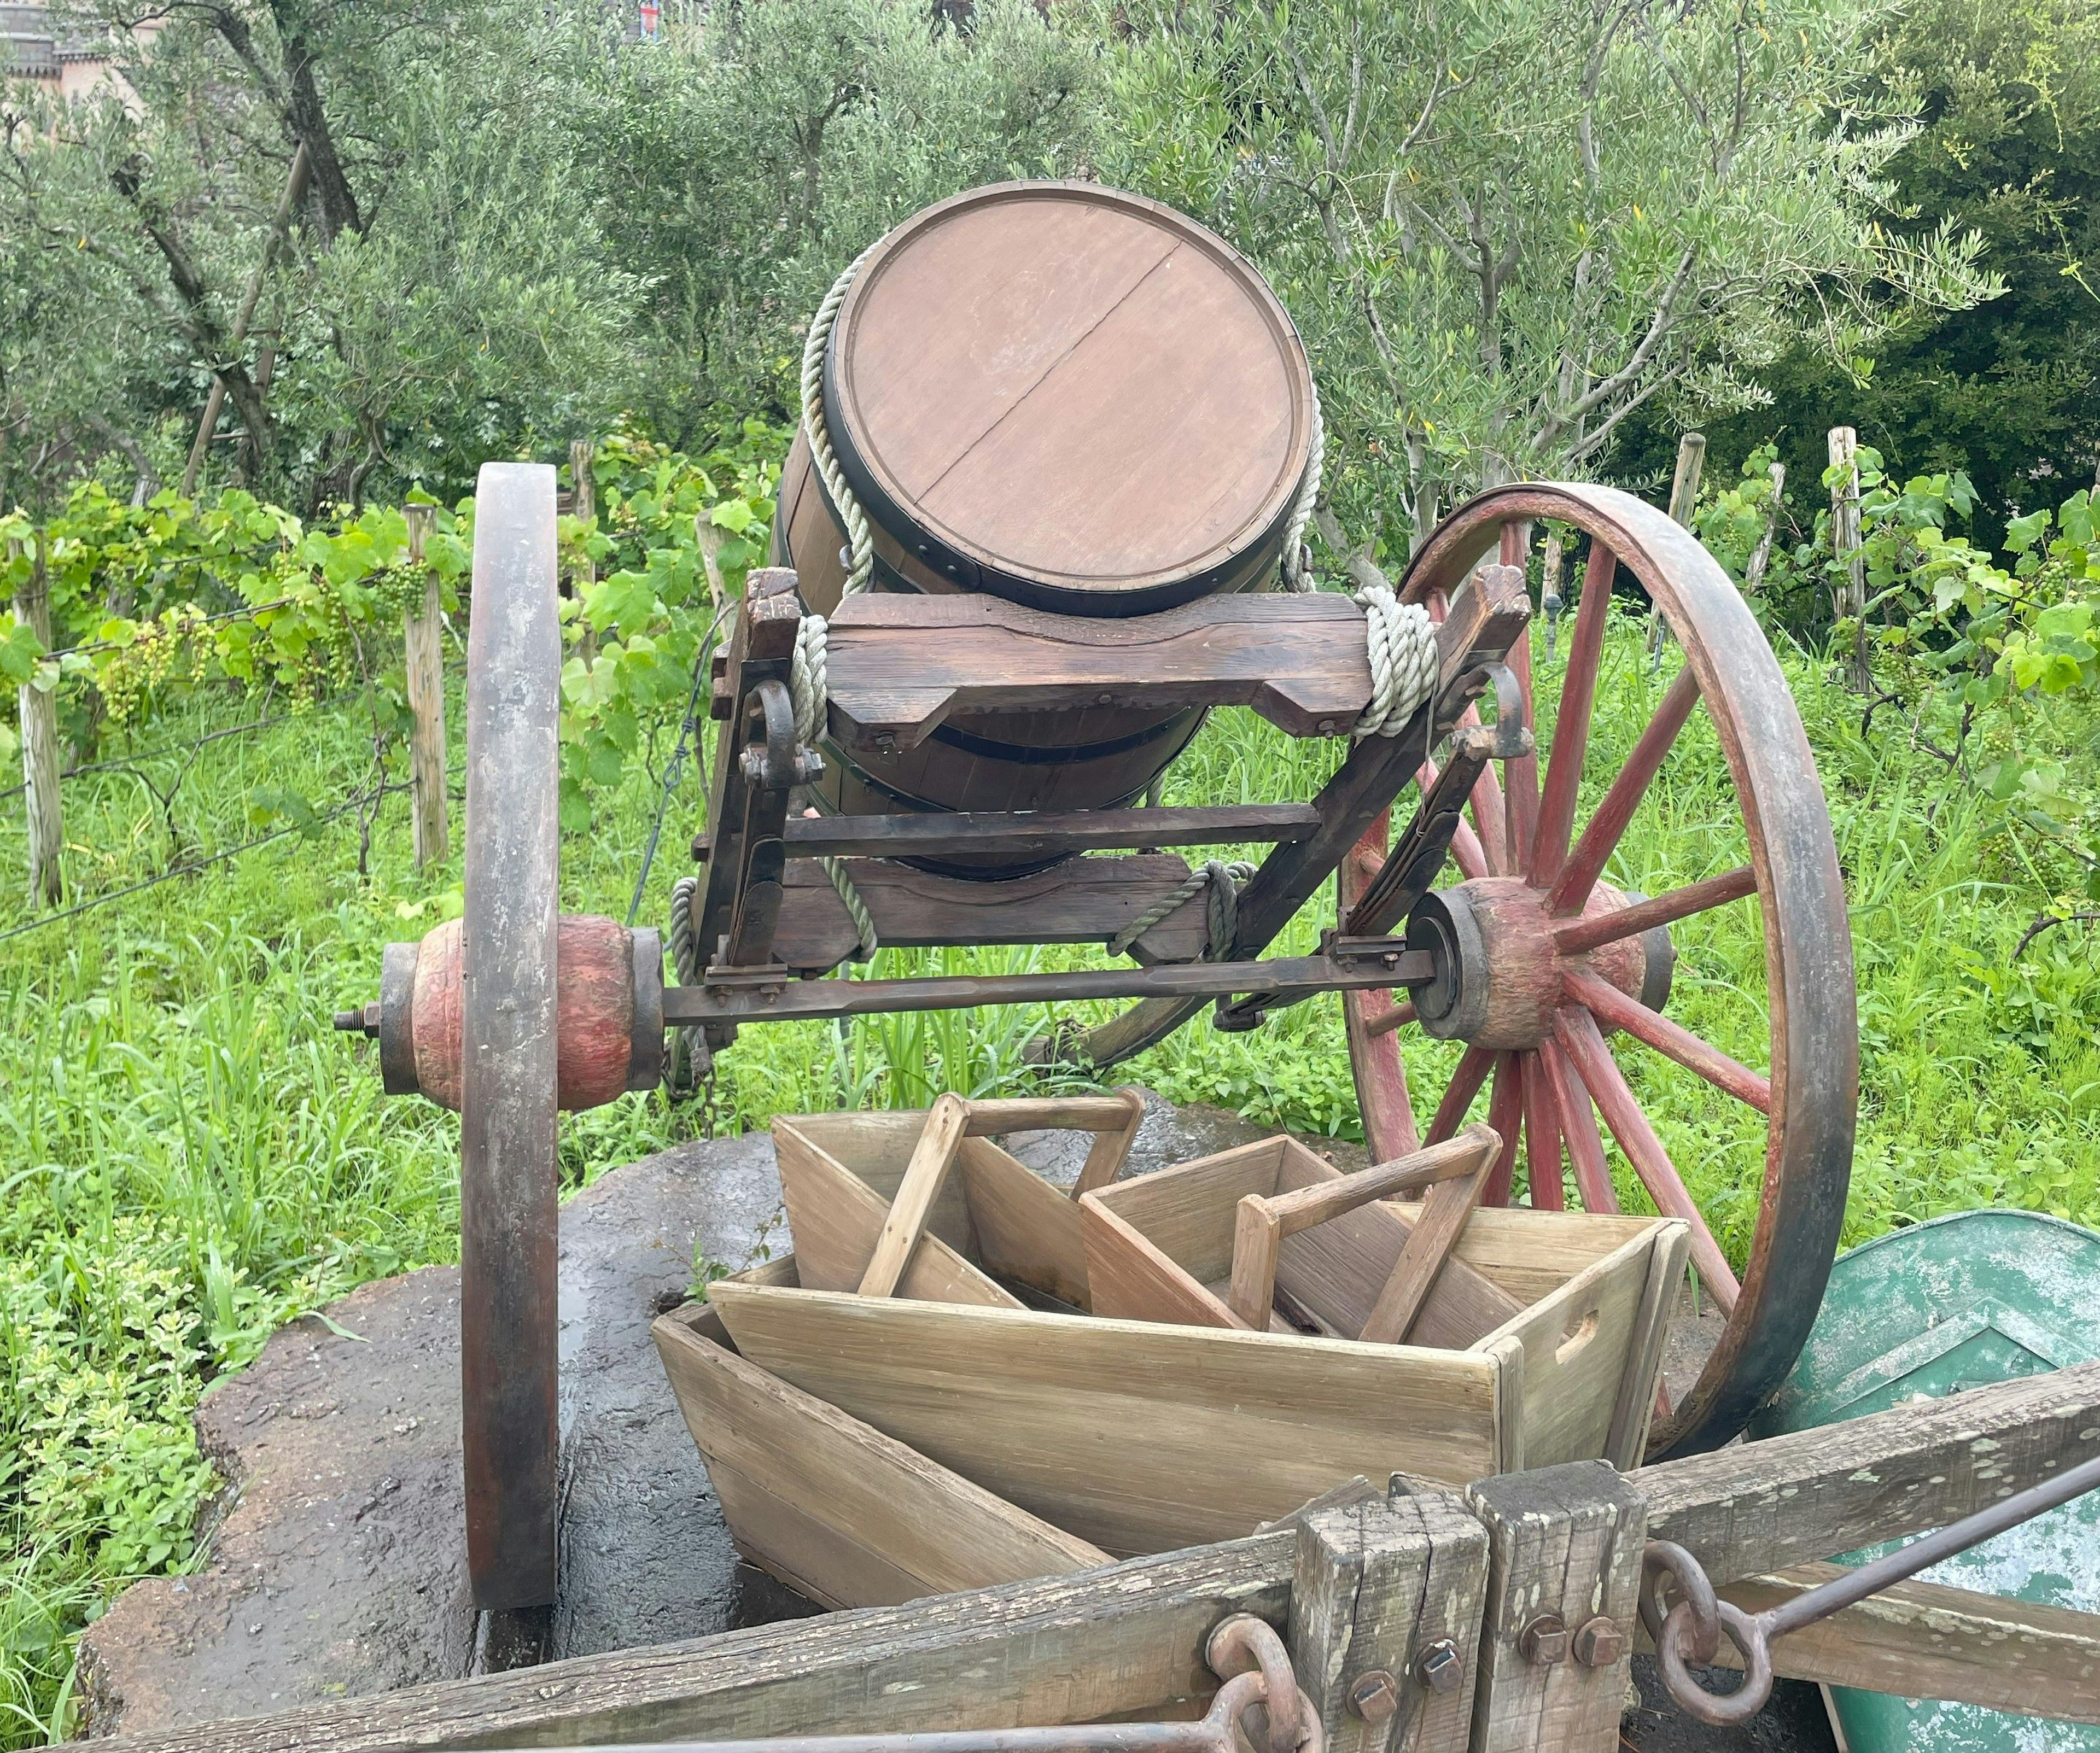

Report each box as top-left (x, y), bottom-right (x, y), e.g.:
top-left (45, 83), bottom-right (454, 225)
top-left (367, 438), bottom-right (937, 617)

top-left (820, 593), bottom-right (1377, 749)
top-left (771, 854), bottom-right (1217, 972)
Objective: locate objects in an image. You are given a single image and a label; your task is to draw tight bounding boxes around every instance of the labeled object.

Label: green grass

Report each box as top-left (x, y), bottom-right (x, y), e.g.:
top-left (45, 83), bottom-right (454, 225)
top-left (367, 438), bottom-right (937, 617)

top-left (3, 613), bottom-right (2098, 1741)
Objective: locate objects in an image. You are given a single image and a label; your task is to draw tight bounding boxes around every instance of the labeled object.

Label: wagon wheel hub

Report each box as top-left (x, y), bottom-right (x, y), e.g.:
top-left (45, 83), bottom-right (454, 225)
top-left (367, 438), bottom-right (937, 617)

top-left (1408, 878), bottom-right (1676, 1050)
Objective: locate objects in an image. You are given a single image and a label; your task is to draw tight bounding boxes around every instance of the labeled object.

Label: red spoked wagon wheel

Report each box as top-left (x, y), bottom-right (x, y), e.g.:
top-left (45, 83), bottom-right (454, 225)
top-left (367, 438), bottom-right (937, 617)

top-left (1342, 483), bottom-right (1857, 1461)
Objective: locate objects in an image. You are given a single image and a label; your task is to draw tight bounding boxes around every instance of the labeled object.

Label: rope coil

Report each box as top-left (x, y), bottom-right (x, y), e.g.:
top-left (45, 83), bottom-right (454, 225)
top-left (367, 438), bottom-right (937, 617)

top-left (1352, 584), bottom-right (1439, 738)
top-left (1108, 858), bottom-right (1257, 960)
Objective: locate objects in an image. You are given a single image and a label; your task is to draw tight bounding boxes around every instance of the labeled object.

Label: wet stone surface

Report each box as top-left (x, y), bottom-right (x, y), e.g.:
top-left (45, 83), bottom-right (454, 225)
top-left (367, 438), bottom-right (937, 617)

top-left (76, 1094), bottom-right (1303, 1738)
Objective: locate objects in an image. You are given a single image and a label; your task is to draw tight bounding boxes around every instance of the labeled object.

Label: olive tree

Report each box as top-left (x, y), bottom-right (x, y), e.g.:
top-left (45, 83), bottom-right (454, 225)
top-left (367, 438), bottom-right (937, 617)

top-left (1101, 0), bottom-right (2001, 557)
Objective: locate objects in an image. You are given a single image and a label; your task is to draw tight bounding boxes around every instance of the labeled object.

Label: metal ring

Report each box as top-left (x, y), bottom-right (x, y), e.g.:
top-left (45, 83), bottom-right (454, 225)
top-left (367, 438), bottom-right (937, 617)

top-left (1641, 1539), bottom-right (1720, 1665)
top-left (1205, 1616), bottom-right (1302, 1753)
top-left (1656, 1599), bottom-right (1772, 1727)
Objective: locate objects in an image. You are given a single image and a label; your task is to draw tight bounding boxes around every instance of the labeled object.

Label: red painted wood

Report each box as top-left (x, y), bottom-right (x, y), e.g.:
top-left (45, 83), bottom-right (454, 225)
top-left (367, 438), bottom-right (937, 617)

top-left (1539, 1034), bottom-right (1619, 1213)
top-left (1546, 664), bottom-right (1701, 918)
top-left (1552, 863), bottom-right (1757, 956)
top-left (1528, 542), bottom-right (1617, 888)
top-left (407, 914), bottom-right (637, 1115)
top-left (1564, 966), bottom-right (1772, 1114)
top-left (1341, 810), bottom-right (1419, 1161)
top-left (1520, 1048), bottom-right (1564, 1209)
top-left (1458, 702), bottom-right (1508, 876)
top-left (1424, 1043), bottom-right (1496, 1146)
top-left (1479, 1053), bottom-right (1525, 1207)
top-left (1554, 1004), bottom-right (1740, 1311)
top-left (1504, 625), bottom-right (1539, 878)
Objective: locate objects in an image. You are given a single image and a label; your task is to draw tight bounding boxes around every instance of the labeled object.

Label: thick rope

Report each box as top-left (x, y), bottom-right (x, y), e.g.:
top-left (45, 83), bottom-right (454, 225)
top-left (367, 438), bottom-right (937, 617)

top-left (791, 614), bottom-right (828, 747)
top-left (790, 250), bottom-right (885, 961)
top-left (1108, 858), bottom-right (1257, 960)
top-left (666, 874), bottom-right (710, 1088)
top-left (801, 247), bottom-right (879, 600)
top-left (1281, 380), bottom-right (1325, 592)
top-left (1353, 584), bottom-right (1439, 738)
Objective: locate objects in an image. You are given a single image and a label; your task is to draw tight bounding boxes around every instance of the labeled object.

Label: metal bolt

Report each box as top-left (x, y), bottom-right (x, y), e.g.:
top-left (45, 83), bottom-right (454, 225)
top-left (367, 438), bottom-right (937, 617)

top-left (1517, 1614), bottom-right (1568, 1664)
top-left (739, 746), bottom-right (768, 784)
top-left (1346, 1669), bottom-right (1401, 1722)
top-left (1572, 1616), bottom-right (1627, 1668)
top-left (1411, 1639), bottom-right (1462, 1694)
top-left (874, 733), bottom-right (897, 755)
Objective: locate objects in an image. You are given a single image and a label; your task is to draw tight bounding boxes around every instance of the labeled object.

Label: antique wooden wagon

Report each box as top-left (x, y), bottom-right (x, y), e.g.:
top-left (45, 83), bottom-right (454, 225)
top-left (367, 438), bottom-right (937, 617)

top-left (336, 181), bottom-right (1857, 1618)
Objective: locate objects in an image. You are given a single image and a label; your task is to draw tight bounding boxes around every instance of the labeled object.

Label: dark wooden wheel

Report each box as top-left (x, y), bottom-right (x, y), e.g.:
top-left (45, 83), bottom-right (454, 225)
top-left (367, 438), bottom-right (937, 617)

top-left (459, 462), bottom-right (563, 1609)
top-left (1344, 483), bottom-right (1856, 1459)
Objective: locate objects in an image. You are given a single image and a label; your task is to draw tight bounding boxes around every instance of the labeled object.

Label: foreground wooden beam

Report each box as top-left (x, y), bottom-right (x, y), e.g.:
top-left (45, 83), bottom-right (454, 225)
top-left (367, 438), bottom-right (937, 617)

top-left (1698, 1563), bottom-right (2100, 1725)
top-left (1631, 1358), bottom-right (2100, 1585)
top-left (102, 1535), bottom-right (1296, 1753)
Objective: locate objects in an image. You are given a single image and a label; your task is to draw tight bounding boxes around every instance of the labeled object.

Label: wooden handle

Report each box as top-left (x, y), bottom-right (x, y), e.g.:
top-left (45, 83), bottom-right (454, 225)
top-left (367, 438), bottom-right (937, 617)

top-left (1226, 1126), bottom-right (1501, 1333)
top-left (1357, 1125), bottom-right (1503, 1345)
top-left (959, 1095), bottom-right (1140, 1136)
top-left (858, 1094), bottom-right (971, 1298)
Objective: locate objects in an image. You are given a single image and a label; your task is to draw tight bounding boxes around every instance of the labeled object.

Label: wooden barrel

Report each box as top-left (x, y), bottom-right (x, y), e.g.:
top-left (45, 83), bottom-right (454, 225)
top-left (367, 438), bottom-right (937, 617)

top-left (772, 181), bottom-right (1317, 871)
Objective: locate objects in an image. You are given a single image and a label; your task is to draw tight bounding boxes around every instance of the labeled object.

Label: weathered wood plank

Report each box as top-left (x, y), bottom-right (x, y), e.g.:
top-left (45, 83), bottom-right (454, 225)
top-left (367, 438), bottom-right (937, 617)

top-left (1465, 1460), bottom-right (1646, 1753)
top-left (824, 592), bottom-right (1376, 746)
top-left (709, 1282), bottom-right (1503, 1556)
top-left (771, 854), bottom-right (1214, 971)
top-left (858, 1094), bottom-right (971, 1298)
top-left (693, 803), bottom-right (1324, 865)
top-left (1632, 1358), bottom-right (2100, 1585)
top-left (652, 1309), bottom-right (1107, 1607)
top-left (1288, 1492), bottom-right (1488, 1753)
top-left (100, 1534), bottom-right (1299, 1752)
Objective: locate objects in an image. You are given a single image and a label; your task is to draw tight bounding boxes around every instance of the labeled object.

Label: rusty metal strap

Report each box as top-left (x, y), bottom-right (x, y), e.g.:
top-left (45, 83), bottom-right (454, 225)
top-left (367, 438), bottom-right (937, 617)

top-left (488, 1617), bottom-right (1321, 1753)
top-left (1644, 1450), bottom-right (2100, 1726)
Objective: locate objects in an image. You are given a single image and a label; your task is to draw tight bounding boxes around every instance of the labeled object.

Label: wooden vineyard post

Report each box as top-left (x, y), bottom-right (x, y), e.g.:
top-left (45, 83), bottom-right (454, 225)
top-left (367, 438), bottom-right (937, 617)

top-left (402, 503), bottom-right (448, 869)
top-left (1288, 1491), bottom-right (1489, 1753)
top-left (1466, 1460), bottom-right (1647, 1753)
top-left (11, 531), bottom-right (62, 906)
top-left (1828, 425), bottom-right (1870, 690)
top-left (1745, 458), bottom-right (1786, 592)
top-left (1647, 432), bottom-right (1704, 658)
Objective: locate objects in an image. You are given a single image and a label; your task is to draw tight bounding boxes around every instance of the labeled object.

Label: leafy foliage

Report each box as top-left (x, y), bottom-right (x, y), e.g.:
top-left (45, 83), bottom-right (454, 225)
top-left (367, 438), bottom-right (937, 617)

top-left (1620, 0), bottom-right (2100, 542)
top-left (1100, 0), bottom-right (1999, 557)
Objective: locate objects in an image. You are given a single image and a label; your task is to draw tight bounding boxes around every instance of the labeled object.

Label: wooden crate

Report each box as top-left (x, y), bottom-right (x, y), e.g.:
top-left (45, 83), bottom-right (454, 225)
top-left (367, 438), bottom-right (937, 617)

top-left (692, 1107), bottom-right (1689, 1562)
top-left (652, 1284), bottom-right (1109, 1609)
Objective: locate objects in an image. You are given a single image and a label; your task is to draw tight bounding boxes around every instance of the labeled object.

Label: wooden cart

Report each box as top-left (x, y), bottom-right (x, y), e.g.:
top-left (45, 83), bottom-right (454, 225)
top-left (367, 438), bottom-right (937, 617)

top-left (336, 182), bottom-right (1858, 1612)
top-left (101, 1362), bottom-right (2100, 1753)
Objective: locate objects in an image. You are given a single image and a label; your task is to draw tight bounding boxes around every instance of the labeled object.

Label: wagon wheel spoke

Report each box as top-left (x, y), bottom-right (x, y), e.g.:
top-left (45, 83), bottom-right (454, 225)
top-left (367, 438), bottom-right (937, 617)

top-left (1520, 1047), bottom-right (1564, 1209)
top-left (1551, 866), bottom-right (1758, 955)
top-left (1554, 1004), bottom-right (1741, 1313)
top-left (1423, 1043), bottom-right (1497, 1146)
top-left (1481, 1051), bottom-right (1525, 1207)
top-left (1528, 542), bottom-right (1618, 889)
top-left (1340, 810), bottom-right (1421, 1160)
top-left (1546, 665), bottom-right (1702, 918)
top-left (1564, 966), bottom-right (1771, 1114)
top-left (1539, 1033), bottom-right (1619, 1213)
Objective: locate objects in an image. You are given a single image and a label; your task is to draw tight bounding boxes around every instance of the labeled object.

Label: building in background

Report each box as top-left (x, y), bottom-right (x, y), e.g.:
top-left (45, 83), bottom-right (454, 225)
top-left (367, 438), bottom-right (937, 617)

top-left (2, 2), bottom-right (154, 101)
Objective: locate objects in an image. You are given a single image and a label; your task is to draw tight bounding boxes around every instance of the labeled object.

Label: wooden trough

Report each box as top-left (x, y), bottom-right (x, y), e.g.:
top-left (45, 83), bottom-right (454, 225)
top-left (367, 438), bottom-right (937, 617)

top-left (654, 1100), bottom-right (1689, 1603)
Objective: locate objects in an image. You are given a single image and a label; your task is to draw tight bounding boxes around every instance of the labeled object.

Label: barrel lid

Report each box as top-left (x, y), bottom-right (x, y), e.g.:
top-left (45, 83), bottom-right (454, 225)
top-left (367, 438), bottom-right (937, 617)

top-left (822, 182), bottom-right (1314, 616)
